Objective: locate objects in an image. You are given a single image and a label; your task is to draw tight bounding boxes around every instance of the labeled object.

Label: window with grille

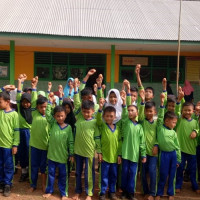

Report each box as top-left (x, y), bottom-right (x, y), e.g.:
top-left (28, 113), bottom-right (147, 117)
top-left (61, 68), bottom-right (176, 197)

top-left (119, 55), bottom-right (185, 83)
top-left (0, 51), bottom-right (9, 79)
top-left (34, 52), bottom-right (106, 81)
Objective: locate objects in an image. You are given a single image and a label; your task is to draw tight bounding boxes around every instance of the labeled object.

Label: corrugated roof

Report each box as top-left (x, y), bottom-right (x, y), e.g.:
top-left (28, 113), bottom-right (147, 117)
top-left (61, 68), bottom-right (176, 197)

top-left (0, 0), bottom-right (200, 41)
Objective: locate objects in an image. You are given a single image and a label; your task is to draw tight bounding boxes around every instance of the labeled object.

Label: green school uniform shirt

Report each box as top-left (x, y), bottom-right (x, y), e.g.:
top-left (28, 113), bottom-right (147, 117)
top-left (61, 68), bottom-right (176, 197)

top-left (175, 103), bottom-right (199, 155)
top-left (0, 109), bottom-right (20, 148)
top-left (138, 103), bottom-right (164, 156)
top-left (74, 112), bottom-right (101, 158)
top-left (96, 110), bottom-right (122, 163)
top-left (155, 105), bottom-right (181, 163)
top-left (121, 106), bottom-right (146, 162)
top-left (46, 103), bottom-right (74, 164)
top-left (176, 118), bottom-right (199, 155)
top-left (29, 90), bottom-right (49, 150)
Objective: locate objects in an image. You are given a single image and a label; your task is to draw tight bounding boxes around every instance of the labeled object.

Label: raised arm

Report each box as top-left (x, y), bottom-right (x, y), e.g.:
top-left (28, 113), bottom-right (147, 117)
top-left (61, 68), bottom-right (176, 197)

top-left (31, 76), bottom-right (39, 109)
top-left (45, 95), bottom-right (55, 125)
top-left (162, 78), bottom-right (168, 106)
top-left (138, 89), bottom-right (145, 122)
top-left (157, 92), bottom-right (166, 126)
top-left (96, 98), bottom-right (105, 126)
top-left (175, 86), bottom-right (184, 117)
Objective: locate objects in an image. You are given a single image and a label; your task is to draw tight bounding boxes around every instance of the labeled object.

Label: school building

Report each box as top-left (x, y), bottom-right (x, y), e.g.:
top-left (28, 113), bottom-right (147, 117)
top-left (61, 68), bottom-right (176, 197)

top-left (0, 0), bottom-right (200, 103)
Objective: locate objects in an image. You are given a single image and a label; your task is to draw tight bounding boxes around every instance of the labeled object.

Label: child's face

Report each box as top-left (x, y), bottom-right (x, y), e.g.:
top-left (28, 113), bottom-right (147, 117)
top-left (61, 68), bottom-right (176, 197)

top-left (54, 111), bottom-right (66, 124)
top-left (37, 102), bottom-right (47, 115)
top-left (195, 102), bottom-right (200, 115)
top-left (82, 95), bottom-right (93, 102)
top-left (167, 102), bottom-right (175, 112)
top-left (145, 107), bottom-right (156, 120)
top-left (21, 99), bottom-right (31, 109)
top-left (130, 91), bottom-right (138, 103)
top-left (145, 89), bottom-right (154, 102)
top-left (109, 92), bottom-right (117, 105)
top-left (182, 105), bottom-right (194, 119)
top-left (81, 108), bottom-right (94, 120)
top-left (103, 111), bottom-right (116, 125)
top-left (128, 106), bottom-right (138, 120)
top-left (0, 97), bottom-right (9, 110)
top-left (164, 118), bottom-right (177, 129)
top-left (64, 104), bottom-right (71, 115)
top-left (68, 80), bottom-right (73, 87)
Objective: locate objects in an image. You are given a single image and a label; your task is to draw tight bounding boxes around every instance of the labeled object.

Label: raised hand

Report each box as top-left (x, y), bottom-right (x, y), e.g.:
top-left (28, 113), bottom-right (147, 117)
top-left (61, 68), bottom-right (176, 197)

top-left (162, 78), bottom-right (167, 91)
top-left (99, 98), bottom-right (105, 110)
top-left (48, 92), bottom-right (55, 103)
top-left (48, 82), bottom-right (52, 92)
top-left (177, 86), bottom-right (184, 102)
top-left (58, 85), bottom-right (64, 98)
top-left (87, 69), bottom-right (96, 76)
top-left (120, 90), bottom-right (126, 104)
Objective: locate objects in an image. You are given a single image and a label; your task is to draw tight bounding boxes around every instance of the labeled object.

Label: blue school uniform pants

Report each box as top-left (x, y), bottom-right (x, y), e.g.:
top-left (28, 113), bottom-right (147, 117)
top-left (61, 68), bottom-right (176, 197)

top-left (157, 150), bottom-right (177, 196)
top-left (19, 128), bottom-right (30, 169)
top-left (45, 159), bottom-right (68, 197)
top-left (75, 154), bottom-right (95, 196)
top-left (121, 159), bottom-right (138, 194)
top-left (0, 147), bottom-right (14, 186)
top-left (100, 161), bottom-right (117, 195)
top-left (30, 146), bottom-right (47, 189)
top-left (176, 152), bottom-right (199, 190)
top-left (141, 155), bottom-right (157, 196)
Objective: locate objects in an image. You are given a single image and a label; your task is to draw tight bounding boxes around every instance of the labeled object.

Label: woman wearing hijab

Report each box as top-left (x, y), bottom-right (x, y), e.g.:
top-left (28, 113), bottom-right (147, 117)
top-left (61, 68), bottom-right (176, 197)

top-left (182, 80), bottom-right (194, 103)
top-left (63, 78), bottom-right (75, 98)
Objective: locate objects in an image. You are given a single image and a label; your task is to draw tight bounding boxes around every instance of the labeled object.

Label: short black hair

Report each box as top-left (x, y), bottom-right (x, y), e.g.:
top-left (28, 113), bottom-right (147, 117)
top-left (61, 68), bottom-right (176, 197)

top-left (23, 87), bottom-right (32, 93)
top-left (164, 111), bottom-right (178, 122)
top-left (0, 91), bottom-right (10, 101)
top-left (127, 104), bottom-right (138, 111)
top-left (103, 106), bottom-right (116, 115)
top-left (81, 100), bottom-right (94, 110)
top-left (145, 87), bottom-right (154, 96)
top-left (145, 101), bottom-right (156, 109)
top-left (53, 106), bottom-right (66, 115)
top-left (36, 97), bottom-right (48, 105)
top-left (81, 87), bottom-right (93, 98)
top-left (182, 102), bottom-right (194, 109)
top-left (130, 86), bottom-right (138, 93)
top-left (167, 97), bottom-right (176, 104)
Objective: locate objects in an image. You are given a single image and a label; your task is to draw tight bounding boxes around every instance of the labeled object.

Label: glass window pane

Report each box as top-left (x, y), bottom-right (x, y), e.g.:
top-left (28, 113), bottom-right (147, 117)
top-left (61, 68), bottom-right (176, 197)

top-left (152, 56), bottom-right (168, 68)
top-left (152, 68), bottom-right (167, 82)
top-left (70, 68), bottom-right (85, 79)
top-left (121, 69), bottom-right (134, 81)
top-left (35, 52), bottom-right (51, 64)
top-left (36, 66), bottom-right (50, 79)
top-left (140, 68), bottom-right (151, 82)
top-left (52, 53), bottom-right (68, 65)
top-left (52, 66), bottom-right (68, 80)
top-left (86, 54), bottom-right (106, 65)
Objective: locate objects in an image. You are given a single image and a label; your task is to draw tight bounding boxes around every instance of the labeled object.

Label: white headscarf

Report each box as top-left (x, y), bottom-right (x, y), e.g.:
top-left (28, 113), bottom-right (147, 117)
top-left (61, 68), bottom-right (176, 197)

top-left (105, 89), bottom-right (123, 124)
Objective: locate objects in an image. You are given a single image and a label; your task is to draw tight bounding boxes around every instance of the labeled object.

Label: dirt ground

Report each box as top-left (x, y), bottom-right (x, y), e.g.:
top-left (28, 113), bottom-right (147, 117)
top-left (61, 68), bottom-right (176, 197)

top-left (1, 165), bottom-right (200, 200)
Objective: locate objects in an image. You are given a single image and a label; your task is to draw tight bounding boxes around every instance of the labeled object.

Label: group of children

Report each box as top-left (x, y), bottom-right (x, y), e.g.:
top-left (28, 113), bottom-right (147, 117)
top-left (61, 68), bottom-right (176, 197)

top-left (0, 64), bottom-right (200, 200)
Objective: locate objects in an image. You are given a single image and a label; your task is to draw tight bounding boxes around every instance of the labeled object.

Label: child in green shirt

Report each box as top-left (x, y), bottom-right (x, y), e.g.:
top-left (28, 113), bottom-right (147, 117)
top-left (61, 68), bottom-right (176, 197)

top-left (120, 90), bottom-right (146, 200)
top-left (43, 99), bottom-right (74, 200)
top-left (0, 90), bottom-right (19, 197)
top-left (73, 78), bottom-right (101, 200)
top-left (97, 98), bottom-right (122, 200)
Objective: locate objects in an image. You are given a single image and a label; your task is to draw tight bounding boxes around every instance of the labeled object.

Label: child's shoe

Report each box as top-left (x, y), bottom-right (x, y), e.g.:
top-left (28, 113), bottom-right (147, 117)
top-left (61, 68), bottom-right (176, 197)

top-left (147, 195), bottom-right (154, 200)
top-left (0, 182), bottom-right (4, 193)
top-left (128, 193), bottom-right (137, 200)
top-left (3, 185), bottom-right (11, 197)
top-left (155, 196), bottom-right (160, 200)
top-left (109, 193), bottom-right (118, 200)
top-left (99, 195), bottom-right (106, 200)
top-left (19, 173), bottom-right (28, 182)
top-left (121, 191), bottom-right (127, 200)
